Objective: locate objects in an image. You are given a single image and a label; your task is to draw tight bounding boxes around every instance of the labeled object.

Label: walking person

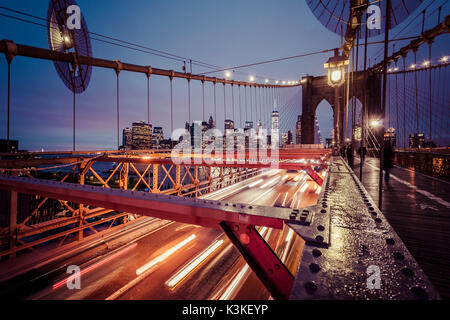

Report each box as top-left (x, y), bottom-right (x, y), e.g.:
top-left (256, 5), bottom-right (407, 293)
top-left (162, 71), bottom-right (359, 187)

top-left (347, 142), bottom-right (354, 169)
top-left (358, 145), bottom-right (367, 162)
top-left (383, 138), bottom-right (394, 182)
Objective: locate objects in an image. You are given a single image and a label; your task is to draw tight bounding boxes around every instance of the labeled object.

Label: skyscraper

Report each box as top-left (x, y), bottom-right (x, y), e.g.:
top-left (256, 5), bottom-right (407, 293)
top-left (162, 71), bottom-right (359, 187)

top-left (271, 110), bottom-right (279, 131)
top-left (151, 127), bottom-right (164, 149)
top-left (208, 115), bottom-right (215, 129)
top-left (122, 127), bottom-right (132, 150)
top-left (131, 121), bottom-right (152, 150)
top-left (225, 119), bottom-right (235, 136)
top-left (281, 132), bottom-right (288, 146)
top-left (287, 130), bottom-right (293, 145)
top-left (295, 115), bottom-right (302, 144)
top-left (245, 121), bottom-right (253, 130)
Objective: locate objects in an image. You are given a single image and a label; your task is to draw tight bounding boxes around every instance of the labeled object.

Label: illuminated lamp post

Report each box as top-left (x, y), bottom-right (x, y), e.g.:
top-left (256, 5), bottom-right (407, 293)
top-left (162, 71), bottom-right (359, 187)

top-left (324, 49), bottom-right (349, 148)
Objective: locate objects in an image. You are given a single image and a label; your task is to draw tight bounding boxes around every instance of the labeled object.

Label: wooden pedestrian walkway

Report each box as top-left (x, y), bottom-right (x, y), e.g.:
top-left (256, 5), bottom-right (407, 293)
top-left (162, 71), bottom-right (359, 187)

top-left (353, 156), bottom-right (450, 299)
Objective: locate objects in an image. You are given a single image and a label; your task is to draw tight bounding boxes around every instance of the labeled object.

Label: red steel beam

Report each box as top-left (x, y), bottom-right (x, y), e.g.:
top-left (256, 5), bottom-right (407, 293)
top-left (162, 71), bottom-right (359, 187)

top-left (220, 221), bottom-right (297, 300)
top-left (0, 175), bottom-right (292, 230)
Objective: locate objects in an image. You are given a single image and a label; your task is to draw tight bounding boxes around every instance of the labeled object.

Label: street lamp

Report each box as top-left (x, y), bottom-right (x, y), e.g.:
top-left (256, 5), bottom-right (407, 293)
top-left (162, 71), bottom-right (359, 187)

top-left (324, 50), bottom-right (349, 88)
top-left (324, 49), bottom-right (349, 147)
top-left (370, 119), bottom-right (381, 127)
top-left (61, 30), bottom-right (73, 49)
top-left (225, 71), bottom-right (232, 79)
top-left (249, 75), bottom-right (255, 82)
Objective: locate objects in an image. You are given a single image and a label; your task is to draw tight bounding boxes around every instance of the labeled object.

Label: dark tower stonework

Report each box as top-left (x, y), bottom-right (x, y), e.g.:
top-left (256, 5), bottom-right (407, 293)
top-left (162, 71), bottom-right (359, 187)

top-left (301, 72), bottom-right (382, 145)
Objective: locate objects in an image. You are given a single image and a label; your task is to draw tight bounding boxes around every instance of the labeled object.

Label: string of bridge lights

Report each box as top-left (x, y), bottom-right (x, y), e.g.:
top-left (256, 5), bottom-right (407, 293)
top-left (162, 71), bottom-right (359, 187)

top-left (223, 70), bottom-right (300, 86)
top-left (387, 55), bottom-right (449, 72)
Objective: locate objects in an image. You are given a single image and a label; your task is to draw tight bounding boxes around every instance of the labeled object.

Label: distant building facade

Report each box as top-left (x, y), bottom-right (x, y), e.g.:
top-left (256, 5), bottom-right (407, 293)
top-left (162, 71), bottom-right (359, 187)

top-left (131, 121), bottom-right (152, 150)
top-left (122, 128), bottom-right (132, 150)
top-left (272, 110), bottom-right (279, 130)
top-left (295, 115), bottom-right (302, 144)
top-left (151, 127), bottom-right (164, 149)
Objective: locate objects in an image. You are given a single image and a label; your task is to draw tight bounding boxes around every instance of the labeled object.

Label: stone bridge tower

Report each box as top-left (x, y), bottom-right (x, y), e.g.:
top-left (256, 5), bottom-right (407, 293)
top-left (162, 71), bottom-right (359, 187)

top-left (301, 71), bottom-right (382, 146)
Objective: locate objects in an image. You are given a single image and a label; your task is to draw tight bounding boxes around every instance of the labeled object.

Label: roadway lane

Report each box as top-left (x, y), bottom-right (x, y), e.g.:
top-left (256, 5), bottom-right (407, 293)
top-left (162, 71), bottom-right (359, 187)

top-left (31, 169), bottom-right (321, 300)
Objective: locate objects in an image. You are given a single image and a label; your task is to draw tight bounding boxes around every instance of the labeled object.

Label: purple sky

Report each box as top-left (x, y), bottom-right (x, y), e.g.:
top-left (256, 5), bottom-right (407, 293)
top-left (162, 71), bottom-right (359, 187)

top-left (0, 0), bottom-right (448, 151)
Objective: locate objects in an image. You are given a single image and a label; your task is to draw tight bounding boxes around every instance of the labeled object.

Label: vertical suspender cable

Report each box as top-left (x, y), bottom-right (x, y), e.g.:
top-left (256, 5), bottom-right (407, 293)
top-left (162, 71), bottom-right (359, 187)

top-left (231, 84), bottom-right (235, 124)
top-left (147, 75), bottom-right (150, 124)
top-left (214, 81), bottom-right (217, 127)
top-left (146, 66), bottom-right (152, 126)
top-left (187, 78), bottom-right (191, 125)
top-left (414, 50), bottom-right (419, 134)
top-left (73, 84), bottom-right (76, 152)
top-left (379, 0), bottom-right (391, 210)
top-left (354, 31), bottom-right (359, 145)
top-left (259, 86), bottom-right (263, 126)
top-left (7, 61), bottom-right (11, 151)
top-left (403, 57), bottom-right (406, 148)
top-left (114, 61), bottom-right (122, 150)
top-left (245, 85), bottom-right (248, 124)
top-left (202, 79), bottom-right (205, 122)
top-left (428, 44), bottom-right (432, 144)
top-left (223, 83), bottom-right (226, 124)
top-left (238, 84), bottom-right (242, 128)
top-left (395, 62), bottom-right (399, 143)
top-left (170, 74), bottom-right (174, 144)
top-left (116, 72), bottom-right (120, 150)
top-left (255, 85), bottom-right (258, 125)
top-left (250, 85), bottom-right (253, 124)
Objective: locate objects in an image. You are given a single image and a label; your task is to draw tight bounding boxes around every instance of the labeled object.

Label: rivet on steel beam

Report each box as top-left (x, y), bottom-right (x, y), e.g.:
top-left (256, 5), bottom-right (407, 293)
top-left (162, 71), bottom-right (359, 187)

top-left (386, 238), bottom-right (395, 245)
top-left (312, 249), bottom-right (322, 257)
top-left (309, 263), bottom-right (320, 273)
top-left (304, 281), bottom-right (317, 294)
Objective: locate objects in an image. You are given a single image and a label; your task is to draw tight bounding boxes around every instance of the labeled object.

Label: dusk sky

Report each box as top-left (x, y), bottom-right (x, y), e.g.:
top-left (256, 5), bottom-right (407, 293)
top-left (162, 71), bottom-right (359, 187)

top-left (0, 0), bottom-right (448, 151)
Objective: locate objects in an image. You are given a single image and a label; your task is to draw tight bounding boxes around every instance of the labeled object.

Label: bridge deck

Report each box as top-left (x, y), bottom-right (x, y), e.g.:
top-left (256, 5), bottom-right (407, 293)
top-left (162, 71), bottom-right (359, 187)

top-left (353, 157), bottom-right (450, 299)
top-left (290, 156), bottom-right (439, 300)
